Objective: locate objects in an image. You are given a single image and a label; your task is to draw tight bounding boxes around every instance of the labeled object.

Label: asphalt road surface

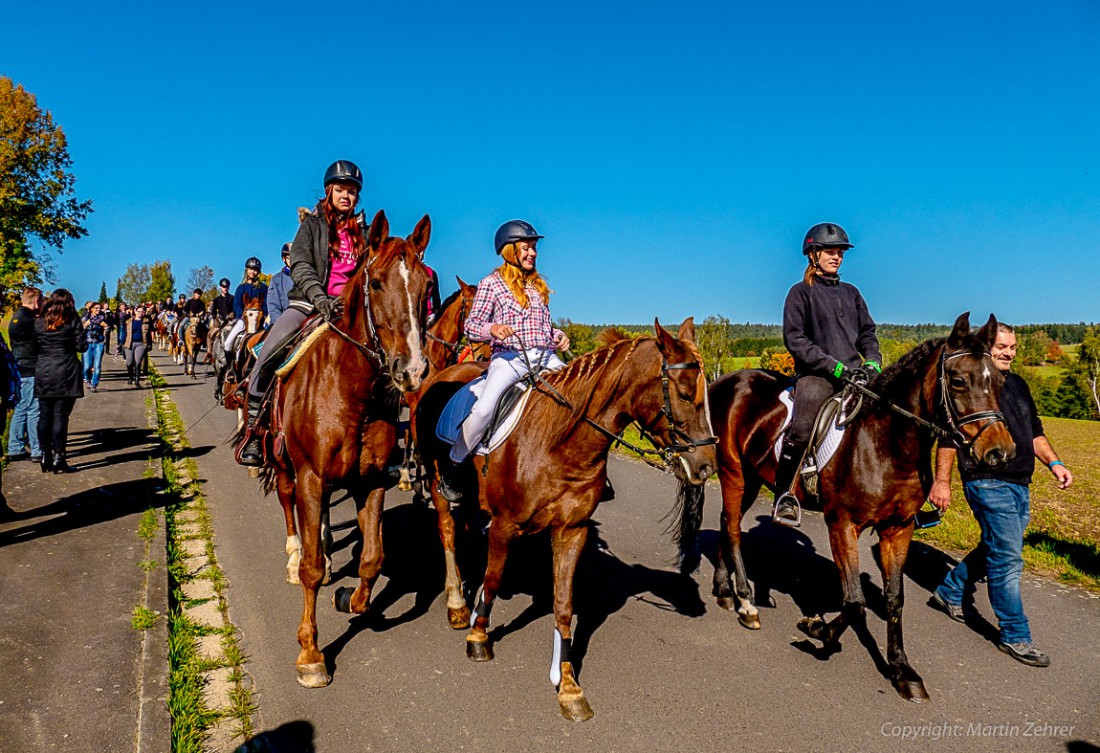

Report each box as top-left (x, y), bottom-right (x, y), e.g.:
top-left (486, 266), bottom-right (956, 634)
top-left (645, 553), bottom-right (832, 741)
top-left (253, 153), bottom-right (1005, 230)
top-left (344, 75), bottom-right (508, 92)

top-left (159, 352), bottom-right (1099, 753)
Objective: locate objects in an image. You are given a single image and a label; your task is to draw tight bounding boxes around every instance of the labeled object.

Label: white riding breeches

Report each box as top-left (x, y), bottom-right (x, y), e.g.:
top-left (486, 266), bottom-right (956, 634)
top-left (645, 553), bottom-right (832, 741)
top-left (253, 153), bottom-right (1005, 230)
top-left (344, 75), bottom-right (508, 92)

top-left (225, 319), bottom-right (245, 355)
top-left (450, 348), bottom-right (565, 463)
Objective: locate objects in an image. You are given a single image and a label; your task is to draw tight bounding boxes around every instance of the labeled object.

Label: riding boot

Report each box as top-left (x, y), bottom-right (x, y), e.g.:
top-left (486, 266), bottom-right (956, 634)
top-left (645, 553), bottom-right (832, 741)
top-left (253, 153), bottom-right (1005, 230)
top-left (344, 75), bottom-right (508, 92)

top-left (52, 451), bottom-right (74, 474)
top-left (238, 398), bottom-right (264, 467)
top-left (772, 439), bottom-right (804, 528)
top-left (40, 449), bottom-right (54, 474)
top-left (435, 459), bottom-right (463, 503)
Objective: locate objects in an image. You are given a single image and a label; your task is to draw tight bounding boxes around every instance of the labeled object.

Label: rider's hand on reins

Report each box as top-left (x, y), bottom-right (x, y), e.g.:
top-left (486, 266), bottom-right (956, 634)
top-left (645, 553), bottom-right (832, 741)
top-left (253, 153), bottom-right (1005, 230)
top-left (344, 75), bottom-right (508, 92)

top-left (490, 324), bottom-right (514, 340)
top-left (553, 331), bottom-right (571, 351)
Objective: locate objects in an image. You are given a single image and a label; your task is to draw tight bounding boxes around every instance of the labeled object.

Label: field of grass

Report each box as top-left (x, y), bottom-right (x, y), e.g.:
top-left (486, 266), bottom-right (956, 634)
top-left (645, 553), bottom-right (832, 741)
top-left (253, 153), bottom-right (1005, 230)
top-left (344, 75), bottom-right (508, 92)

top-left (915, 415), bottom-right (1100, 590)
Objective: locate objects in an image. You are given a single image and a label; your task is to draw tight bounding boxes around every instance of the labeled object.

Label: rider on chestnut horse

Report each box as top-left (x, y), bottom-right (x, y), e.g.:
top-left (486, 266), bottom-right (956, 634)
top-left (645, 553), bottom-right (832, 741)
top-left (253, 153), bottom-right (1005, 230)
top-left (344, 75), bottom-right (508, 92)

top-left (237, 160), bottom-right (367, 465)
top-left (772, 222), bottom-right (882, 527)
top-left (435, 219), bottom-right (571, 500)
top-left (224, 257), bottom-right (268, 358)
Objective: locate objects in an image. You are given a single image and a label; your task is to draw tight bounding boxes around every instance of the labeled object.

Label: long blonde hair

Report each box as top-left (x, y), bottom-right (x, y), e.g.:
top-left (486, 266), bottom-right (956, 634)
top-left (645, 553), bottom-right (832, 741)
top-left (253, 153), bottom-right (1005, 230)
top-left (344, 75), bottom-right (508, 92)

top-left (498, 243), bottom-right (551, 308)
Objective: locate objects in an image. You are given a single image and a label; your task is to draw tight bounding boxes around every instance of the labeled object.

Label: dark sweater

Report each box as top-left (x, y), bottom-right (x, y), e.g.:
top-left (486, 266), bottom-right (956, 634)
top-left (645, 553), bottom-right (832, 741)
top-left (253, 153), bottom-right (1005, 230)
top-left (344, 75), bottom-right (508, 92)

top-left (8, 306), bottom-right (38, 377)
top-left (783, 275), bottom-right (881, 378)
top-left (957, 372), bottom-right (1043, 485)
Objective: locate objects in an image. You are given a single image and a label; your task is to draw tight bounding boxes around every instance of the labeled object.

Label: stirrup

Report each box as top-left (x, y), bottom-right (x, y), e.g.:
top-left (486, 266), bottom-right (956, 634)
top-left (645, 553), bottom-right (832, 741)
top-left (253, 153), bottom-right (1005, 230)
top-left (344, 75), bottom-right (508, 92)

top-left (772, 493), bottom-right (802, 528)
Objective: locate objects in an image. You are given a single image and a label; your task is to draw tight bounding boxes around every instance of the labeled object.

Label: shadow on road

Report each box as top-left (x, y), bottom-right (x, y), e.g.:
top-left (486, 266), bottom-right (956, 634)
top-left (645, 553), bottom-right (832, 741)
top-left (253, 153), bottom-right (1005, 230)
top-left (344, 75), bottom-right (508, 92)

top-left (0, 477), bottom-right (167, 548)
top-left (234, 720), bottom-right (315, 753)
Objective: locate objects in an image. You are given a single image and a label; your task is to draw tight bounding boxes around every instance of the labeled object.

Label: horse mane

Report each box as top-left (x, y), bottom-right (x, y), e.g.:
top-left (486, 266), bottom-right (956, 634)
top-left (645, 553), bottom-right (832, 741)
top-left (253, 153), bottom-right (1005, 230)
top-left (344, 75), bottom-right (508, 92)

top-left (873, 336), bottom-right (945, 399)
top-left (538, 336), bottom-right (647, 444)
top-left (594, 327), bottom-right (630, 347)
top-left (438, 287), bottom-right (464, 313)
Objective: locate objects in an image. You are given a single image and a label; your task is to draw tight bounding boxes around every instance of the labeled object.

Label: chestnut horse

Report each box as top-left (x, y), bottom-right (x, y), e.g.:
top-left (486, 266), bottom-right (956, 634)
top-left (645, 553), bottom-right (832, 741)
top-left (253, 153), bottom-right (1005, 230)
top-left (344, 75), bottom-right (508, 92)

top-left (181, 315), bottom-right (205, 378)
top-left (413, 319), bottom-right (718, 720)
top-left (260, 210), bottom-right (432, 688)
top-left (706, 313), bottom-right (1015, 702)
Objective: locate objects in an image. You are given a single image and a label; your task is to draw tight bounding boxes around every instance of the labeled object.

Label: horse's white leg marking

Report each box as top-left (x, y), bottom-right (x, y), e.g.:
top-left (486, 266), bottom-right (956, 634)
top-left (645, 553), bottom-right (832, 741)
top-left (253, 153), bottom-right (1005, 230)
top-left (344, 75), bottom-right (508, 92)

top-left (285, 534), bottom-right (302, 584)
top-left (444, 550), bottom-right (464, 610)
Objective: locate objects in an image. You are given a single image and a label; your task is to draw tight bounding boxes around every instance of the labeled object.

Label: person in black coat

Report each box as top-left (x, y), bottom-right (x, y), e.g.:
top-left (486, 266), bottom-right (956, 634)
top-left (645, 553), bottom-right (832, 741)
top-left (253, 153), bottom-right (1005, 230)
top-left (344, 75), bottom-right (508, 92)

top-left (33, 289), bottom-right (87, 473)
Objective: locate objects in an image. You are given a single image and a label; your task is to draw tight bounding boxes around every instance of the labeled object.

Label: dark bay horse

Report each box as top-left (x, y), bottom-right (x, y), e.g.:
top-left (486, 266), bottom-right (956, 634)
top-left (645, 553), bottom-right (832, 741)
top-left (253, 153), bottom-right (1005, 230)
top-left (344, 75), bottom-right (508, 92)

top-left (260, 210), bottom-right (432, 688)
top-left (706, 313), bottom-right (1015, 702)
top-left (414, 318), bottom-right (717, 720)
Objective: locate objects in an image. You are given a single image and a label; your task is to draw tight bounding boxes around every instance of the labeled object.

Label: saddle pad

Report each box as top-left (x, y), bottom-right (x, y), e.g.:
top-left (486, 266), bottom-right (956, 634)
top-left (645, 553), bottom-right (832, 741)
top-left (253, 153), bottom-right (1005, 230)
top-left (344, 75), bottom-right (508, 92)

top-left (274, 319), bottom-right (329, 378)
top-left (773, 387), bottom-right (846, 470)
top-left (436, 377), bottom-right (534, 456)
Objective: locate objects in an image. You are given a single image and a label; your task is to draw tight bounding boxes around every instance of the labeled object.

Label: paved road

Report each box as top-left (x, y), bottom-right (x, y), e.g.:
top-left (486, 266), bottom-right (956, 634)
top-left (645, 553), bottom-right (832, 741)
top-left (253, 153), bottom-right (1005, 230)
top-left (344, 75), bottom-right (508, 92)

top-left (160, 352), bottom-right (1099, 753)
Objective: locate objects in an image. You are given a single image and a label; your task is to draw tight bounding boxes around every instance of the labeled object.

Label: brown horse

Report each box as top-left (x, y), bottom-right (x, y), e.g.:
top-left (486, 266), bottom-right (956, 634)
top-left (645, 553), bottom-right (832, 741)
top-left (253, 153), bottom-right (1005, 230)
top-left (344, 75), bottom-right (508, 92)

top-left (705, 313), bottom-right (1015, 702)
top-left (181, 315), bottom-right (205, 378)
top-left (413, 319), bottom-right (717, 720)
top-left (261, 209), bottom-right (432, 689)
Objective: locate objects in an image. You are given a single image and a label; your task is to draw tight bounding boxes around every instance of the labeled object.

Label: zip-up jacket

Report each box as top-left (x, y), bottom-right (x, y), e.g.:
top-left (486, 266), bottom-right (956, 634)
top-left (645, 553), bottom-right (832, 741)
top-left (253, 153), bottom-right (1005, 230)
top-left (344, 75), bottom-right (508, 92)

top-left (8, 306), bottom-right (38, 377)
top-left (783, 275), bottom-right (881, 379)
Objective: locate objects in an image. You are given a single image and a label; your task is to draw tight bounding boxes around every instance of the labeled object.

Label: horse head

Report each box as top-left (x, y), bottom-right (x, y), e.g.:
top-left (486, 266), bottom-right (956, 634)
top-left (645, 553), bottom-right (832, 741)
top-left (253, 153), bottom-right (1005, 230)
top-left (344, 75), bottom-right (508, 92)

top-left (339, 209), bottom-right (431, 393)
top-left (940, 312), bottom-right (1016, 468)
top-left (425, 276), bottom-right (478, 372)
top-left (646, 317), bottom-right (718, 485)
top-left (241, 293), bottom-right (264, 334)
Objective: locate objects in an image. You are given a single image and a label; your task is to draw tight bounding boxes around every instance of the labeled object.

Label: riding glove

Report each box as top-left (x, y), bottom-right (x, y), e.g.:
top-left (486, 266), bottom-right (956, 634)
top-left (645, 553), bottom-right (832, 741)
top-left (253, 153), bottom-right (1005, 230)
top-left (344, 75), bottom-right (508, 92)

top-left (313, 296), bottom-right (341, 323)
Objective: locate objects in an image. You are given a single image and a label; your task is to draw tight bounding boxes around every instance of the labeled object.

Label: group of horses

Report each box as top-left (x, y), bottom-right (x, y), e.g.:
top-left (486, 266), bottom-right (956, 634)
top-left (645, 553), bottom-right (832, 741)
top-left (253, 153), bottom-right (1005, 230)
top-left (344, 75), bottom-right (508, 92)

top-left (153, 311), bottom-right (211, 378)
top-left (203, 210), bottom-right (1014, 720)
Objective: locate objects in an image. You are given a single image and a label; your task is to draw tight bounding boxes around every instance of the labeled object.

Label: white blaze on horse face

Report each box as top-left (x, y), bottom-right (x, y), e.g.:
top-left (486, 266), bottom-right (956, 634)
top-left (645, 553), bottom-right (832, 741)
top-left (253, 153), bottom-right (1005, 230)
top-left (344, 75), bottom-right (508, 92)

top-left (399, 260), bottom-right (424, 365)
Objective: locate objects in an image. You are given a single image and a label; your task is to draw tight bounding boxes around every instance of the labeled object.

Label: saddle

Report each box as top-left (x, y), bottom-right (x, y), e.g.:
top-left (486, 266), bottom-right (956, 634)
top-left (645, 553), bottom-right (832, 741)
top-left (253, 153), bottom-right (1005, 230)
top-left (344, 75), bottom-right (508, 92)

top-left (436, 377), bottom-right (535, 456)
top-left (774, 386), bottom-right (864, 496)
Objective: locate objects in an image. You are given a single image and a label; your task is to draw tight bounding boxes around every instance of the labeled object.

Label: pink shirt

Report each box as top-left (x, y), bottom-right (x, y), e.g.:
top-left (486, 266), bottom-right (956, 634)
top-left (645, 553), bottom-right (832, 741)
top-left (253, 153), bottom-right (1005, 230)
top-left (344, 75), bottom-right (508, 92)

top-left (327, 227), bottom-right (359, 296)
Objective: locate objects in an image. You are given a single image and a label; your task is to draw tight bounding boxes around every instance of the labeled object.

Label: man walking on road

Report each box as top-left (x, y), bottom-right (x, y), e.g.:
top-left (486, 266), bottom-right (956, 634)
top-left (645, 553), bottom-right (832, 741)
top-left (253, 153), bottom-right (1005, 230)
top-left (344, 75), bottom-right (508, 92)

top-left (6, 287), bottom-right (43, 461)
top-left (928, 322), bottom-right (1073, 668)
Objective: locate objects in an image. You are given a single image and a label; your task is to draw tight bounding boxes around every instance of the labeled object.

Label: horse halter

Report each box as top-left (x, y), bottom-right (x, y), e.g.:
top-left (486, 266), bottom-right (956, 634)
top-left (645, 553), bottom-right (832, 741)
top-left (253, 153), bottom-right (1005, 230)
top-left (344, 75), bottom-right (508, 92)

top-left (938, 349), bottom-right (1007, 460)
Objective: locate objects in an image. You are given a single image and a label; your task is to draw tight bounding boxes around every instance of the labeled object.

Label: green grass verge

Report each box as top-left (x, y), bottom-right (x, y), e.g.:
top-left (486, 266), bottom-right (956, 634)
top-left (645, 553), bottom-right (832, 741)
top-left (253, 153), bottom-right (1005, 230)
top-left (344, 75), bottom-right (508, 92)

top-left (148, 366), bottom-right (257, 751)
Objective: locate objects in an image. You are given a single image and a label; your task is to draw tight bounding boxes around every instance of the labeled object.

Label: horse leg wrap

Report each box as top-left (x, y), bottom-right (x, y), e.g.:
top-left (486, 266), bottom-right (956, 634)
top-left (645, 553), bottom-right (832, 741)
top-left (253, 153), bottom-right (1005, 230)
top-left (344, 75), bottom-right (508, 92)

top-left (549, 629), bottom-right (571, 687)
top-left (472, 586), bottom-right (493, 626)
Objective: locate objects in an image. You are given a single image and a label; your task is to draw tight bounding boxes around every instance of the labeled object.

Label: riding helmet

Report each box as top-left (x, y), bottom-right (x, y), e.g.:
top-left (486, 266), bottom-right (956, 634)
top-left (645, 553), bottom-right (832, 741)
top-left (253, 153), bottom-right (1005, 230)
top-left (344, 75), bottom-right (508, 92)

top-left (324, 160), bottom-right (363, 190)
top-left (802, 223), bottom-right (853, 255)
top-left (219, 277), bottom-right (231, 288)
top-left (245, 256), bottom-right (262, 271)
top-left (494, 220), bottom-right (544, 255)
top-left (281, 242), bottom-right (292, 258)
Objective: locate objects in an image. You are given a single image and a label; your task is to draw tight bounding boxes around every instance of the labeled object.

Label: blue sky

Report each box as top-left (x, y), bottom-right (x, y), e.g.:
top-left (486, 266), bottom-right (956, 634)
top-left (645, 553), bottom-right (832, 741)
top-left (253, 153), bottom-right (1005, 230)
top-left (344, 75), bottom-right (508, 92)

top-left (4, 1), bottom-right (1098, 326)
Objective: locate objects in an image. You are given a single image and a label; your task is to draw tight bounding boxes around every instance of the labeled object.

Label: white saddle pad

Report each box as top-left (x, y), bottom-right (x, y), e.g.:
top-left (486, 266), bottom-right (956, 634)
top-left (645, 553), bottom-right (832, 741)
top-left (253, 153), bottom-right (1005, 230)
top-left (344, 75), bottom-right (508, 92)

top-left (773, 387), bottom-right (847, 470)
top-left (436, 377), bottom-right (535, 456)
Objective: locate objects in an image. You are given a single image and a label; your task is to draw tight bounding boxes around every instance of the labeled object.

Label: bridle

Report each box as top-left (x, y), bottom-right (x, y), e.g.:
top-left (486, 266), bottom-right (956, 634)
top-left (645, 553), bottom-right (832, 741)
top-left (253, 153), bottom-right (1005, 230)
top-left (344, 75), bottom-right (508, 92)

top-left (516, 336), bottom-right (718, 473)
top-left (938, 348), bottom-right (1007, 459)
top-left (843, 346), bottom-right (1007, 462)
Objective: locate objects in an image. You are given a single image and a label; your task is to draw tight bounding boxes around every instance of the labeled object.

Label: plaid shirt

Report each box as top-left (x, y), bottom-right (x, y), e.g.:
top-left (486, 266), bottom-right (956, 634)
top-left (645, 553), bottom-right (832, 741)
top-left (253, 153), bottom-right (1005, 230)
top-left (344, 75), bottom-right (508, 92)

top-left (465, 271), bottom-right (563, 355)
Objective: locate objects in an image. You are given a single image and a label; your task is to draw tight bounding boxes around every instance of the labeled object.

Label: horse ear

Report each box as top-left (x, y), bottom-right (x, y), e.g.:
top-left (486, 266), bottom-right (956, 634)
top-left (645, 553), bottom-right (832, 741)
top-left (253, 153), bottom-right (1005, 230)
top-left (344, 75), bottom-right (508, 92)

top-left (975, 313), bottom-right (998, 349)
top-left (678, 317), bottom-right (696, 344)
top-left (457, 276), bottom-right (473, 293)
top-left (947, 311), bottom-right (971, 349)
top-left (654, 317), bottom-right (674, 353)
top-left (368, 210), bottom-right (389, 252)
top-left (407, 214), bottom-right (431, 259)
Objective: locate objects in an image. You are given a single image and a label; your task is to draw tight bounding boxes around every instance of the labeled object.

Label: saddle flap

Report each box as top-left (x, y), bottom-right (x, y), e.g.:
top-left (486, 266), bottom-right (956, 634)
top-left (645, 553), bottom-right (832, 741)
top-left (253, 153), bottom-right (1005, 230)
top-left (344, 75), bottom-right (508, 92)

top-left (436, 377), bottom-right (533, 456)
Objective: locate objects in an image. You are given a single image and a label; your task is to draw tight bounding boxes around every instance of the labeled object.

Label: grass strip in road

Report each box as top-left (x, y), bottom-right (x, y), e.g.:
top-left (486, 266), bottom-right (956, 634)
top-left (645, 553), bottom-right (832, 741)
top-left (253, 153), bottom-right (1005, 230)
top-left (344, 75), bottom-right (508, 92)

top-left (148, 365), bottom-right (257, 751)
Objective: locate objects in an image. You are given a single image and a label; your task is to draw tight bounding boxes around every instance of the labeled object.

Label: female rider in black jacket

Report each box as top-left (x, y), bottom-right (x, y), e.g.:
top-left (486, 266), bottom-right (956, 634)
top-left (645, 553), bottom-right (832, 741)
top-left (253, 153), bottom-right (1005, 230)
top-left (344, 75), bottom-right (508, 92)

top-left (772, 223), bottom-right (882, 527)
top-left (237, 160), bottom-right (366, 466)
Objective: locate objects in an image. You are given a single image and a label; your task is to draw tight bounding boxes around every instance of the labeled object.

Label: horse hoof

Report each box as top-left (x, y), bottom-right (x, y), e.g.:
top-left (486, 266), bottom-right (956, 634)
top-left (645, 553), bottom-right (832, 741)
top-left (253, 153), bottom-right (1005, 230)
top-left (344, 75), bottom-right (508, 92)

top-left (738, 612), bottom-right (762, 630)
top-left (296, 662), bottom-right (331, 688)
top-left (796, 616), bottom-right (827, 642)
top-left (248, 468), bottom-right (259, 478)
top-left (466, 636), bottom-right (493, 662)
top-left (716, 596), bottom-right (736, 611)
top-left (558, 693), bottom-right (595, 722)
top-left (397, 479), bottom-right (413, 492)
top-left (448, 606), bottom-right (471, 630)
top-left (333, 587), bottom-right (355, 613)
top-left (895, 679), bottom-right (930, 704)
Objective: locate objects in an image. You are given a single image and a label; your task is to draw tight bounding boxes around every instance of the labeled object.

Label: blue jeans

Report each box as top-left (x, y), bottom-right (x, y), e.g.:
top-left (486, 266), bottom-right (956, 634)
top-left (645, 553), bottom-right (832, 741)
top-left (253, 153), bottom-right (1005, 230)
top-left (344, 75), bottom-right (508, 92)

top-left (7, 376), bottom-right (41, 457)
top-left (936, 478), bottom-right (1032, 644)
top-left (86, 342), bottom-right (106, 387)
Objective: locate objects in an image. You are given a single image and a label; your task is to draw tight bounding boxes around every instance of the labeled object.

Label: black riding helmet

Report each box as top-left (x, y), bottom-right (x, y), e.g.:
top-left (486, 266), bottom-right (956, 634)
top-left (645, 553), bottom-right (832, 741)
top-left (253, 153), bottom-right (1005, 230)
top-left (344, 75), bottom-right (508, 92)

top-left (281, 242), bottom-right (292, 258)
top-left (494, 219), bottom-right (544, 255)
top-left (324, 160), bottom-right (363, 191)
top-left (245, 257), bottom-right (262, 272)
top-left (219, 277), bottom-right (231, 288)
top-left (802, 223), bottom-right (853, 255)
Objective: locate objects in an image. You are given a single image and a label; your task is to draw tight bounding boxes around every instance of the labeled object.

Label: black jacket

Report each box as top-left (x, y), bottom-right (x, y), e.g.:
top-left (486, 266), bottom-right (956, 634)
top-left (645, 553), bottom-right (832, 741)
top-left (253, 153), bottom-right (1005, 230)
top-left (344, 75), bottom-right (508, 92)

top-left (956, 373), bottom-right (1043, 485)
top-left (8, 306), bottom-right (38, 377)
top-left (211, 293), bottom-right (234, 321)
top-left (783, 276), bottom-right (881, 378)
top-left (33, 318), bottom-right (87, 398)
top-left (288, 206), bottom-right (366, 306)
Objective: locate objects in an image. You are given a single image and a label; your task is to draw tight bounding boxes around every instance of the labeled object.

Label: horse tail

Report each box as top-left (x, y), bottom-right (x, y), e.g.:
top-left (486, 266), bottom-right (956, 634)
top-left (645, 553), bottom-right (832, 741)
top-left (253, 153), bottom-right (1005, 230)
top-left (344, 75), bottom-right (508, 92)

top-left (260, 467), bottom-right (278, 495)
top-left (667, 476), bottom-right (705, 574)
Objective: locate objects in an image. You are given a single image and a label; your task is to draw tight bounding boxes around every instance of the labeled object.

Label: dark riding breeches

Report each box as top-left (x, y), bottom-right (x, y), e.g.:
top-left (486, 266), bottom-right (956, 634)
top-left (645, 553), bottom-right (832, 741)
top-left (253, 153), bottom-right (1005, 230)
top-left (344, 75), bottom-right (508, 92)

top-left (788, 375), bottom-right (840, 447)
top-left (247, 306), bottom-right (308, 400)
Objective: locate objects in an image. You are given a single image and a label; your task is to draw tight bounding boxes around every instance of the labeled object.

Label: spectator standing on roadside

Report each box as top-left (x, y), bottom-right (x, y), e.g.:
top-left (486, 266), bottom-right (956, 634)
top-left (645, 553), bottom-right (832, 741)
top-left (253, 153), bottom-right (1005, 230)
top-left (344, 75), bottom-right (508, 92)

top-left (81, 301), bottom-right (109, 392)
top-left (6, 287), bottom-right (43, 462)
top-left (121, 305), bottom-right (153, 387)
top-left (33, 288), bottom-right (86, 473)
top-left (267, 244), bottom-right (293, 325)
top-left (928, 322), bottom-right (1074, 668)
top-left (115, 303), bottom-right (130, 357)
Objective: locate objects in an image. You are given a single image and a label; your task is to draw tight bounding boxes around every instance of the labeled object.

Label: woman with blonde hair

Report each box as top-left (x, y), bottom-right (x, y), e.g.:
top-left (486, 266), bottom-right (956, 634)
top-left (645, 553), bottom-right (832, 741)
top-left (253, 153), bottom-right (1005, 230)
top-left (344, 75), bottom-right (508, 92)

top-left (437, 219), bottom-right (570, 501)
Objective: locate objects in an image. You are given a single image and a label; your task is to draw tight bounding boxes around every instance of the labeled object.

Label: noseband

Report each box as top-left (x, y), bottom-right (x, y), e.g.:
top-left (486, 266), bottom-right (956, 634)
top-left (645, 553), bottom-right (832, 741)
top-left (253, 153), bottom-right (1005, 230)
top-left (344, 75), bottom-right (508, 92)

top-left (640, 359), bottom-right (719, 455)
top-left (938, 349), bottom-right (1007, 459)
